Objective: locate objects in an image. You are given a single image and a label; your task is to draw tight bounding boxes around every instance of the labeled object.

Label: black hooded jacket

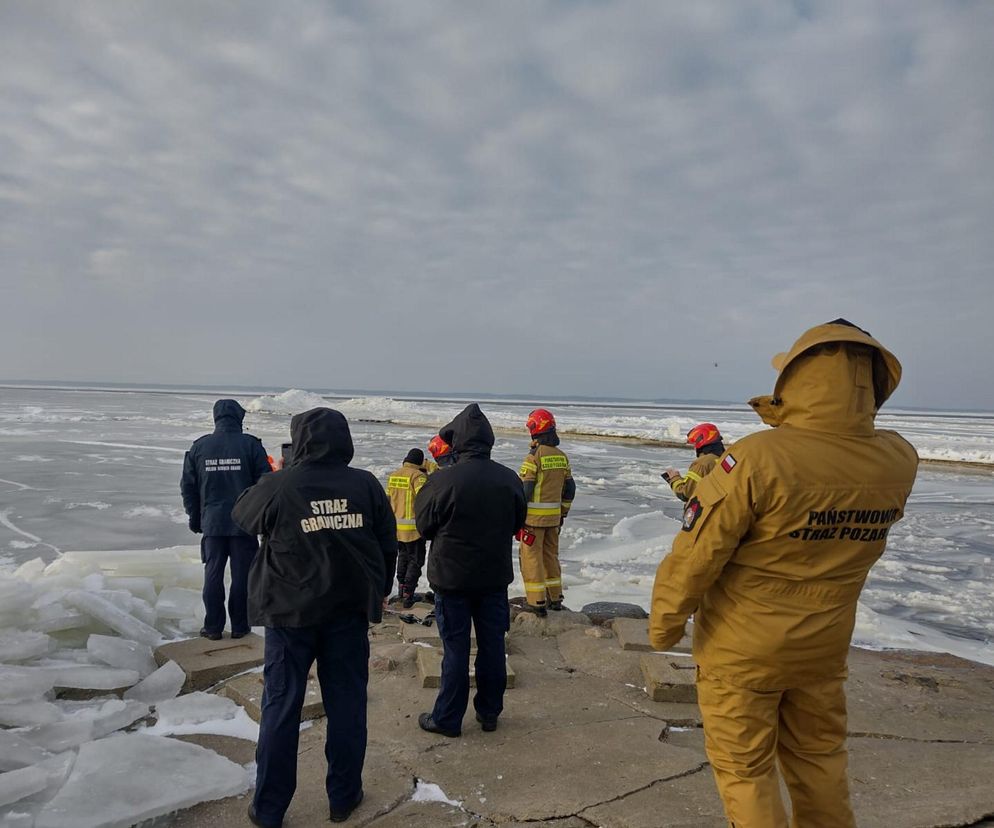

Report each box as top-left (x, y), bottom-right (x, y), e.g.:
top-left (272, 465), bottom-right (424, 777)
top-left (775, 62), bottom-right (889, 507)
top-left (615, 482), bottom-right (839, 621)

top-left (232, 408), bottom-right (397, 627)
top-left (180, 399), bottom-right (272, 536)
top-left (415, 404), bottom-right (527, 593)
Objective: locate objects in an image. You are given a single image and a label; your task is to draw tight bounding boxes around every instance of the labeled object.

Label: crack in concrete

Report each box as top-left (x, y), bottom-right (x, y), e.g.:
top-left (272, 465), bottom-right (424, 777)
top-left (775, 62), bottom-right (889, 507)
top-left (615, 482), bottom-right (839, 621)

top-left (849, 731), bottom-right (993, 745)
top-left (509, 762), bottom-right (713, 824)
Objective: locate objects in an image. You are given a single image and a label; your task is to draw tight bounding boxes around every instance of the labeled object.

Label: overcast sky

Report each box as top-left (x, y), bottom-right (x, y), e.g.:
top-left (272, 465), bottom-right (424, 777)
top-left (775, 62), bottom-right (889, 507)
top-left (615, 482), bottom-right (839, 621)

top-left (1, 1), bottom-right (992, 410)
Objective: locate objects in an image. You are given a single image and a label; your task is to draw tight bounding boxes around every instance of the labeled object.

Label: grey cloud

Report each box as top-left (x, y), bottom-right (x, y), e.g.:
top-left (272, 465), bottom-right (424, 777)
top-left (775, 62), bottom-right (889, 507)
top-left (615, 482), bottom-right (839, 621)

top-left (1, 0), bottom-right (992, 408)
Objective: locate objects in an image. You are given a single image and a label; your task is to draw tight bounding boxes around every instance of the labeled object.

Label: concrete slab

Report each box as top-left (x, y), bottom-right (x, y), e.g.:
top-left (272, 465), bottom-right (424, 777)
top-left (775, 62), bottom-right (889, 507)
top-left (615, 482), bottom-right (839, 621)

top-left (416, 646), bottom-right (516, 690)
top-left (400, 621), bottom-right (477, 649)
top-left (557, 627), bottom-right (644, 685)
top-left (611, 617), bottom-right (653, 651)
top-left (511, 609), bottom-right (590, 637)
top-left (641, 653), bottom-right (697, 703)
top-left (171, 733), bottom-right (258, 766)
top-left (218, 671), bottom-right (325, 723)
top-left (155, 634), bottom-right (265, 692)
top-left (169, 721), bottom-right (412, 828)
top-left (848, 738), bottom-right (994, 827)
top-left (845, 647), bottom-right (994, 743)
top-left (399, 623), bottom-right (441, 645)
top-left (421, 716), bottom-right (706, 823)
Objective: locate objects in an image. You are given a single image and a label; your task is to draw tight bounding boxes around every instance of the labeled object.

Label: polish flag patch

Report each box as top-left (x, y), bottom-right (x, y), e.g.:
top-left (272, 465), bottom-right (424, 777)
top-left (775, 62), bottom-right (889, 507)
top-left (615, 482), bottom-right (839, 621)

top-left (720, 454), bottom-right (737, 473)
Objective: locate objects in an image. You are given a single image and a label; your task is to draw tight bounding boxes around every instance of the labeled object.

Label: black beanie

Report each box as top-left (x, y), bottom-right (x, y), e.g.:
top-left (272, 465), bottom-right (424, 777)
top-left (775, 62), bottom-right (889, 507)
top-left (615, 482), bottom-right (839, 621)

top-left (404, 448), bottom-right (425, 465)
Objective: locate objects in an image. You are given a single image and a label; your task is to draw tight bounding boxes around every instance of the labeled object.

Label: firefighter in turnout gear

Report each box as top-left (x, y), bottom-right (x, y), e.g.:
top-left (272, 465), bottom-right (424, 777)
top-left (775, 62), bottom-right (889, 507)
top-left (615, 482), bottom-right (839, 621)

top-left (426, 434), bottom-right (456, 472)
top-left (518, 408), bottom-right (576, 615)
top-left (386, 449), bottom-right (429, 608)
top-left (663, 423), bottom-right (725, 502)
top-left (649, 319), bottom-right (919, 828)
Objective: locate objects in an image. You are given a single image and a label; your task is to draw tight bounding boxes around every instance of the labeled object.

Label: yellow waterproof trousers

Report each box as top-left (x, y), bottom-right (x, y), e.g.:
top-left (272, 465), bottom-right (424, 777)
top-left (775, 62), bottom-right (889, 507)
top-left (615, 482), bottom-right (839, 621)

top-left (519, 526), bottom-right (563, 607)
top-left (696, 670), bottom-right (854, 828)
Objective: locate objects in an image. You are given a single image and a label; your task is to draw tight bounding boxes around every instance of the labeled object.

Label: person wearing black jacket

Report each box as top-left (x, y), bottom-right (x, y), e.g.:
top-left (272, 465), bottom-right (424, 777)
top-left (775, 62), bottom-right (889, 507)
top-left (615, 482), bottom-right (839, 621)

top-left (180, 399), bottom-right (271, 641)
top-left (232, 407), bottom-right (396, 828)
top-left (414, 403), bottom-right (527, 737)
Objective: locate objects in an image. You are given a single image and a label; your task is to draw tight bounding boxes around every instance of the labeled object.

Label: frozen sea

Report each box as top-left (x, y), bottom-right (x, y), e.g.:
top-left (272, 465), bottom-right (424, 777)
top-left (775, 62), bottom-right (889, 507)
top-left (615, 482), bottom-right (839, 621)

top-left (2, 385), bottom-right (993, 665)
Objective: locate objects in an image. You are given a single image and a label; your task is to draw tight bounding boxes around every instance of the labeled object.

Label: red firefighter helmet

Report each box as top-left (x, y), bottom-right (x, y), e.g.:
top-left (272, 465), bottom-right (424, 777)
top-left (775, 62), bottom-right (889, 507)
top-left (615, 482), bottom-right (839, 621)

top-left (427, 435), bottom-right (452, 459)
top-left (526, 408), bottom-right (556, 437)
top-left (686, 423), bottom-right (722, 450)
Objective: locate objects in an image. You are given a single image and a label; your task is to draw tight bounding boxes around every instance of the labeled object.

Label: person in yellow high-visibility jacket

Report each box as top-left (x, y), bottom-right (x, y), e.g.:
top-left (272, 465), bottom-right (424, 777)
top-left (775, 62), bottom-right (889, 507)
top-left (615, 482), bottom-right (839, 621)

top-left (649, 319), bottom-right (918, 827)
top-left (518, 408), bottom-right (576, 615)
top-left (663, 423), bottom-right (725, 503)
top-left (386, 448), bottom-right (429, 608)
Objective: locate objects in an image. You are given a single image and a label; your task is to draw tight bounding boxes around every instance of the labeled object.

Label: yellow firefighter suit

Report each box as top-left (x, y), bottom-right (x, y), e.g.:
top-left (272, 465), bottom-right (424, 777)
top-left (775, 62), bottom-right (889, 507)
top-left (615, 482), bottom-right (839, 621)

top-left (668, 453), bottom-right (719, 502)
top-left (519, 443), bottom-right (575, 608)
top-left (386, 461), bottom-right (428, 543)
top-left (649, 320), bottom-right (919, 828)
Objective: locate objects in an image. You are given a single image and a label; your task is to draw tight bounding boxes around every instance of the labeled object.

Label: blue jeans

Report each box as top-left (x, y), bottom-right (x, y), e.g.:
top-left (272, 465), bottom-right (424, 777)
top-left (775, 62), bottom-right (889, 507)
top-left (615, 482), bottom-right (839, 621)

top-left (431, 589), bottom-right (510, 733)
top-left (202, 535), bottom-right (258, 635)
top-left (253, 615), bottom-right (370, 823)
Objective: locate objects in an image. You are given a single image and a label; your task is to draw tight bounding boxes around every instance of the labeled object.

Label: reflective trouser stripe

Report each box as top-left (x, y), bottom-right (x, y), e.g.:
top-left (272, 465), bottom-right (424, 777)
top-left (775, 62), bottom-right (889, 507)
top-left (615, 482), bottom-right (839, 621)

top-left (527, 502), bottom-right (562, 517)
top-left (396, 519), bottom-right (417, 528)
top-left (686, 470), bottom-right (703, 482)
top-left (519, 526), bottom-right (563, 606)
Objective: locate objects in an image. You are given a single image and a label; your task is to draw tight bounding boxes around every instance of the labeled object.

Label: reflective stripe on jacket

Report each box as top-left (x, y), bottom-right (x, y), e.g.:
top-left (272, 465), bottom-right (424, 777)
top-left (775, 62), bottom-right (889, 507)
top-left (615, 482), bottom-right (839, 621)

top-left (519, 445), bottom-right (575, 527)
top-left (386, 462), bottom-right (428, 542)
top-left (669, 454), bottom-right (719, 503)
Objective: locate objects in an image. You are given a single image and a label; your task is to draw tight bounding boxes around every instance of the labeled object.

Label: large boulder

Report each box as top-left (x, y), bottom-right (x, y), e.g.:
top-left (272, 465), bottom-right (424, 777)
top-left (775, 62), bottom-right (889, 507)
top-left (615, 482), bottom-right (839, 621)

top-left (581, 601), bottom-right (648, 626)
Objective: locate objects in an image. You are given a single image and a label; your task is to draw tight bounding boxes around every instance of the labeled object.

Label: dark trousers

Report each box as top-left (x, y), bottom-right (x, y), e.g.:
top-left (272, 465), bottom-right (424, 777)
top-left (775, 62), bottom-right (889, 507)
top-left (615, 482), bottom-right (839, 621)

top-left (431, 589), bottom-right (510, 733)
top-left (253, 615), bottom-right (370, 823)
top-left (396, 539), bottom-right (427, 597)
top-left (202, 535), bottom-right (258, 635)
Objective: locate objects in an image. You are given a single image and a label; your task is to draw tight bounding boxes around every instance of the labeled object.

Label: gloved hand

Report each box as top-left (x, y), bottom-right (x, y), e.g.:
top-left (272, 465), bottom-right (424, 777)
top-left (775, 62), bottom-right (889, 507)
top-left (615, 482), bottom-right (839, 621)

top-left (188, 515), bottom-right (202, 534)
top-left (663, 468), bottom-right (681, 482)
top-left (559, 515), bottom-right (565, 527)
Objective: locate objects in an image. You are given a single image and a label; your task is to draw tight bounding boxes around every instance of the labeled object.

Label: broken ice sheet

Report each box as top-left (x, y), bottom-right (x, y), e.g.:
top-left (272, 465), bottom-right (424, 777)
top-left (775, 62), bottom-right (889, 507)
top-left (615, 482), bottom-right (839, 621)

top-left (65, 590), bottom-right (162, 647)
top-left (123, 660), bottom-right (185, 703)
top-left (86, 634), bottom-right (158, 677)
top-left (0, 701), bottom-right (63, 728)
top-left (40, 663), bottom-right (139, 691)
top-left (0, 730), bottom-right (51, 772)
top-left (0, 631), bottom-right (53, 663)
top-left (146, 692), bottom-right (259, 741)
top-left (0, 764), bottom-right (49, 808)
top-left (0, 667), bottom-right (57, 703)
top-left (154, 587), bottom-right (203, 621)
top-left (33, 733), bottom-right (249, 828)
top-left (154, 692), bottom-right (237, 726)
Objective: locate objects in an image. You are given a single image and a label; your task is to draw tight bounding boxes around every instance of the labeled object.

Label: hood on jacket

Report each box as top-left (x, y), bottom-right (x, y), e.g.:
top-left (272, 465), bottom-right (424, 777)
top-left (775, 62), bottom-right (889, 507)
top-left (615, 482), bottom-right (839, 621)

top-left (439, 403), bottom-right (494, 458)
top-left (213, 399), bottom-right (246, 432)
top-left (290, 408), bottom-right (355, 465)
top-left (748, 319), bottom-right (902, 435)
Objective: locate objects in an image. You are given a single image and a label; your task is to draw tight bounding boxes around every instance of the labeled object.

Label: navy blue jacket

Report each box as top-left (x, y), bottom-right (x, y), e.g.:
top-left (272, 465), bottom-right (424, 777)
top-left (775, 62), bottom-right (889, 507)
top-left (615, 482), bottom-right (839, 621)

top-left (180, 400), bottom-right (271, 537)
top-left (232, 407), bottom-right (397, 627)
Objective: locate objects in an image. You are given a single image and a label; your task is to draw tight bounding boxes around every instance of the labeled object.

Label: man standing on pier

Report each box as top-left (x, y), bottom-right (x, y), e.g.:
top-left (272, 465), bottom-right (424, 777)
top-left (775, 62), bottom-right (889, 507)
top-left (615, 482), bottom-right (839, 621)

top-left (180, 399), bottom-right (271, 640)
top-left (414, 404), bottom-right (526, 736)
top-left (233, 407), bottom-right (396, 826)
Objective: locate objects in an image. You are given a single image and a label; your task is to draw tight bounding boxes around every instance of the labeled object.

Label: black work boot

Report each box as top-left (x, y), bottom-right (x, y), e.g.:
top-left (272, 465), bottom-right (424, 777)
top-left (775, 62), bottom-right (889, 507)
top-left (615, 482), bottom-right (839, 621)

top-left (475, 712), bottom-right (498, 732)
top-left (329, 789), bottom-right (364, 823)
top-left (199, 628), bottom-right (222, 641)
top-left (549, 600), bottom-right (563, 612)
top-left (418, 712), bottom-right (460, 737)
